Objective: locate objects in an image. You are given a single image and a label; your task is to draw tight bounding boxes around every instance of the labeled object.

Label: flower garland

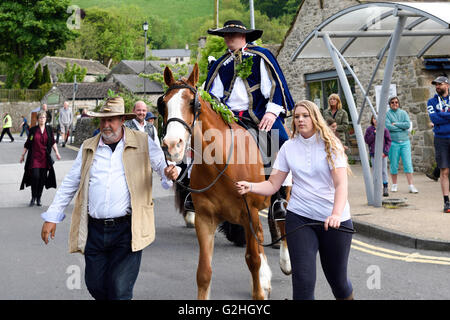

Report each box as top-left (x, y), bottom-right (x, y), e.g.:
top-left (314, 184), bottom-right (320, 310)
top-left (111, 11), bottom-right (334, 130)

top-left (199, 89), bottom-right (237, 124)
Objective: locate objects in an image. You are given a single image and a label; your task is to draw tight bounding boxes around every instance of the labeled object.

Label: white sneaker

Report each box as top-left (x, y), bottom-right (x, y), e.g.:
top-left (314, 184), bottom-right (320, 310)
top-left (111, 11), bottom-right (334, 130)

top-left (409, 185), bottom-right (418, 193)
top-left (391, 184), bottom-right (398, 192)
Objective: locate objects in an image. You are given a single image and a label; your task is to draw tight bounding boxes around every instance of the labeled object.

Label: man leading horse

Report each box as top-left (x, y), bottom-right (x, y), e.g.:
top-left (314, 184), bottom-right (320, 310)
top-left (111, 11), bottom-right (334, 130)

top-left (203, 20), bottom-right (294, 243)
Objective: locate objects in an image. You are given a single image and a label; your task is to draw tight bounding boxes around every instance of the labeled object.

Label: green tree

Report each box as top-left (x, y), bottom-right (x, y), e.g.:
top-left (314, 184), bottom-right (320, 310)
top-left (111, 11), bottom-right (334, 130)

top-left (57, 7), bottom-right (147, 67)
top-left (29, 64), bottom-right (43, 89)
top-left (0, 0), bottom-right (77, 88)
top-left (57, 62), bottom-right (87, 82)
top-left (197, 36), bottom-right (228, 84)
top-left (240, 0), bottom-right (301, 19)
top-left (42, 65), bottom-right (52, 84)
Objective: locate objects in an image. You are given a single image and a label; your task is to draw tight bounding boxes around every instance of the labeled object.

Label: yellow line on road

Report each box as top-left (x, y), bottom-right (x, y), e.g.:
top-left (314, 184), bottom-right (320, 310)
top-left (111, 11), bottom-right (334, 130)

top-left (351, 240), bottom-right (450, 265)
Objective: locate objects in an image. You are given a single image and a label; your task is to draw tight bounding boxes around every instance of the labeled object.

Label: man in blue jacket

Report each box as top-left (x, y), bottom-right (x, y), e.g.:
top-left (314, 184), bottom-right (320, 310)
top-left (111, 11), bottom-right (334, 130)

top-left (427, 76), bottom-right (450, 213)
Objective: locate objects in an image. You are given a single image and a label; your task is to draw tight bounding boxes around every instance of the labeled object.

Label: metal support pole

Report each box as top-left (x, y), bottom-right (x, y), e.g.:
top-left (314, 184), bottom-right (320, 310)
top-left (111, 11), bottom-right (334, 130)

top-left (323, 33), bottom-right (374, 205)
top-left (144, 28), bottom-right (147, 100)
top-left (249, 0), bottom-right (255, 30)
top-left (373, 15), bottom-right (407, 207)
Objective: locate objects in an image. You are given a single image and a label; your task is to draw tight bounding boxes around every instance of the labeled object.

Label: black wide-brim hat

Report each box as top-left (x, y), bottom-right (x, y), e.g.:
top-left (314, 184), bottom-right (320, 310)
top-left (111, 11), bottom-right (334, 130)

top-left (207, 20), bottom-right (263, 43)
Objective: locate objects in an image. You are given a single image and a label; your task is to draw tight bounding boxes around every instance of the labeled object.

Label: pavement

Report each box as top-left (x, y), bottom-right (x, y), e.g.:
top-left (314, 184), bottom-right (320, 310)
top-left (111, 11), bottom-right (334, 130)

top-left (1, 133), bottom-right (449, 251)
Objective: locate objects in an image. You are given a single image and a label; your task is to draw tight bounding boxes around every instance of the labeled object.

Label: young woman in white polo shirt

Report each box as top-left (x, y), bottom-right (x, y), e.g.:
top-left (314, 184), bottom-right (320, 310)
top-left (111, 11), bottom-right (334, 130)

top-left (236, 100), bottom-right (354, 300)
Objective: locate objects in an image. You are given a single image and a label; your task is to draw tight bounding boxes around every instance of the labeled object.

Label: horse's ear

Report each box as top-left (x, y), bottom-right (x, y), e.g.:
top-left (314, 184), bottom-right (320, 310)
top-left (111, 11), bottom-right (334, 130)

top-left (164, 66), bottom-right (175, 87)
top-left (187, 63), bottom-right (199, 87)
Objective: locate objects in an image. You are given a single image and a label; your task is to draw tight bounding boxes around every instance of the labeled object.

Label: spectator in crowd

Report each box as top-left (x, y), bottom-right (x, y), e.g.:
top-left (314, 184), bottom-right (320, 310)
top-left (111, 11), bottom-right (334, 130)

top-left (0, 112), bottom-right (14, 143)
top-left (19, 115), bottom-right (30, 137)
top-left (41, 104), bottom-right (52, 125)
top-left (20, 111), bottom-right (61, 206)
top-left (59, 101), bottom-right (73, 147)
top-left (364, 115), bottom-right (392, 197)
top-left (124, 101), bottom-right (160, 146)
top-left (426, 75), bottom-right (450, 212)
top-left (324, 94), bottom-right (349, 149)
top-left (385, 96), bottom-right (418, 194)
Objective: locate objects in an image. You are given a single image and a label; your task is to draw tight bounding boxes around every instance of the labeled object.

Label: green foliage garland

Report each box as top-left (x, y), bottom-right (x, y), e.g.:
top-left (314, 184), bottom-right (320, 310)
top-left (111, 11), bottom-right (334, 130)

top-left (235, 57), bottom-right (253, 80)
top-left (199, 89), bottom-right (237, 124)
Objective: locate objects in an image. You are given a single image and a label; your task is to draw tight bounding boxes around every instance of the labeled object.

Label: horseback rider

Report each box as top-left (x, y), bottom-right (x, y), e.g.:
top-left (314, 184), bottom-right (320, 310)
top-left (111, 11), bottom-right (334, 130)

top-left (204, 20), bottom-right (294, 223)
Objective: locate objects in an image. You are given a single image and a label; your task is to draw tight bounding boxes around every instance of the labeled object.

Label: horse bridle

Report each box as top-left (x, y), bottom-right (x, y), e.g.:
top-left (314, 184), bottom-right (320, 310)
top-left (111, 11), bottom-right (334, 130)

top-left (157, 81), bottom-right (201, 137)
top-left (158, 82), bottom-right (235, 194)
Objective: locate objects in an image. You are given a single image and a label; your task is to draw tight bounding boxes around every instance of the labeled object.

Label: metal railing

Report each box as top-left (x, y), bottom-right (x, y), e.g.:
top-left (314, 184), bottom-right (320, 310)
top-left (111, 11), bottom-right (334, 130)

top-left (0, 89), bottom-right (45, 102)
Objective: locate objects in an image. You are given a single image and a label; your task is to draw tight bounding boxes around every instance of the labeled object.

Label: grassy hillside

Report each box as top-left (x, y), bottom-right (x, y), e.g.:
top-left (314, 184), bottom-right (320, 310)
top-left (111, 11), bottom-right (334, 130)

top-left (72, 0), bottom-right (214, 48)
top-left (72, 0), bottom-right (214, 26)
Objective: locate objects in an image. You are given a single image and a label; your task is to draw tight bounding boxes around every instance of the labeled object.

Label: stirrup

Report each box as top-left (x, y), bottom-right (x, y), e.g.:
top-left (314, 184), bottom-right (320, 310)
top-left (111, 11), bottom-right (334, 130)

top-left (271, 198), bottom-right (288, 221)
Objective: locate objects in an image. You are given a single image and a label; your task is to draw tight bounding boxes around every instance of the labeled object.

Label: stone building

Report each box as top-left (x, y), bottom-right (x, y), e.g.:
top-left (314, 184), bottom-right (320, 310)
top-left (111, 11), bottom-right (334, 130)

top-left (37, 56), bottom-right (111, 83)
top-left (276, 0), bottom-right (450, 172)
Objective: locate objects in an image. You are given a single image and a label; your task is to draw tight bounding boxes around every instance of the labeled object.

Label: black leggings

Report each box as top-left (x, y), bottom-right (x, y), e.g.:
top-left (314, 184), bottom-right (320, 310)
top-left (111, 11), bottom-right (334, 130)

top-left (31, 168), bottom-right (47, 199)
top-left (285, 211), bottom-right (353, 300)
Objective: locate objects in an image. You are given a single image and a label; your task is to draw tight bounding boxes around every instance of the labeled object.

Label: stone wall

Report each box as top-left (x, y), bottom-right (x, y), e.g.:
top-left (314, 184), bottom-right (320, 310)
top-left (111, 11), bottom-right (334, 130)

top-left (276, 0), bottom-right (440, 172)
top-left (0, 102), bottom-right (41, 132)
top-left (73, 117), bottom-right (97, 147)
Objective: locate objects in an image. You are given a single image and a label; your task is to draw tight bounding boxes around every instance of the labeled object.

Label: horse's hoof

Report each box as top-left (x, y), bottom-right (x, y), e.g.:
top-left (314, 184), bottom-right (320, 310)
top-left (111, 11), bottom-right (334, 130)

top-left (184, 211), bottom-right (195, 228)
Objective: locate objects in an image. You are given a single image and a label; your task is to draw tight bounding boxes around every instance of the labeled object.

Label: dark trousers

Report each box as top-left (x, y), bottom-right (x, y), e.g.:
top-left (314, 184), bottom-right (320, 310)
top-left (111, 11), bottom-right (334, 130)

top-left (20, 125), bottom-right (29, 137)
top-left (285, 211), bottom-right (353, 300)
top-left (31, 168), bottom-right (47, 199)
top-left (0, 128), bottom-right (14, 142)
top-left (84, 216), bottom-right (142, 300)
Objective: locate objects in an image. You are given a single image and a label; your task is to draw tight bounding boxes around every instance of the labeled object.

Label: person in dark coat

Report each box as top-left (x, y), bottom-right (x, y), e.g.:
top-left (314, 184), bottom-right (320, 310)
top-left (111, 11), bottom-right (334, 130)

top-left (20, 111), bottom-right (61, 206)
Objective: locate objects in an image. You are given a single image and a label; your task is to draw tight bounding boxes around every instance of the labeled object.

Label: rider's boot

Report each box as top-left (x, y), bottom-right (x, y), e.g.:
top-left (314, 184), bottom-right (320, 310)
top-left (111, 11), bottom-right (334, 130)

top-left (272, 187), bottom-right (287, 221)
top-left (184, 193), bottom-right (195, 211)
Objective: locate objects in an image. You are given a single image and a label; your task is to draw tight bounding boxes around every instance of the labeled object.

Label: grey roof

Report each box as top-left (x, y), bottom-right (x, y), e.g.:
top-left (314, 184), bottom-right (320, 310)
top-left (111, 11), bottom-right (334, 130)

top-left (56, 82), bottom-right (120, 100)
top-left (112, 74), bottom-right (164, 94)
top-left (39, 56), bottom-right (110, 75)
top-left (107, 60), bottom-right (176, 80)
top-left (150, 49), bottom-right (191, 58)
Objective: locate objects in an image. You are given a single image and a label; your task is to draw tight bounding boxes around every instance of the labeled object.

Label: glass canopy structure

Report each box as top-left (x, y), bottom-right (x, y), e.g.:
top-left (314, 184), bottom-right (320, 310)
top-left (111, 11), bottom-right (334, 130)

top-left (290, 2), bottom-right (450, 206)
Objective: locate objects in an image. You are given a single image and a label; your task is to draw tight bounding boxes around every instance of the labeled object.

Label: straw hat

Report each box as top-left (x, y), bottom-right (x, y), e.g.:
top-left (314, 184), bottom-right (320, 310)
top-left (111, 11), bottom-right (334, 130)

top-left (87, 96), bottom-right (136, 120)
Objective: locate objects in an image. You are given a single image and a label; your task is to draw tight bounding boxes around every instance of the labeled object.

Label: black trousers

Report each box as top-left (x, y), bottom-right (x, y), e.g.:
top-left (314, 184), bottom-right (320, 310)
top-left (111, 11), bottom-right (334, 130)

top-left (0, 128), bottom-right (14, 142)
top-left (31, 168), bottom-right (47, 199)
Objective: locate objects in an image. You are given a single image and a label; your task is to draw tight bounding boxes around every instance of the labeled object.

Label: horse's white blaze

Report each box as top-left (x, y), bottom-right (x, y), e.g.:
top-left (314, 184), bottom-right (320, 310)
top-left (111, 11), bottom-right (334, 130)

top-left (259, 253), bottom-right (272, 299)
top-left (279, 242), bottom-right (292, 275)
top-left (164, 89), bottom-right (190, 148)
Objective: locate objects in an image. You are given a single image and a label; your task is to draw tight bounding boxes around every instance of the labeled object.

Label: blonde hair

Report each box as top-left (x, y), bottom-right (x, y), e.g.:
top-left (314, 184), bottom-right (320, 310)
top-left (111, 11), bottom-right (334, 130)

top-left (328, 93), bottom-right (343, 110)
top-left (291, 100), bottom-right (349, 171)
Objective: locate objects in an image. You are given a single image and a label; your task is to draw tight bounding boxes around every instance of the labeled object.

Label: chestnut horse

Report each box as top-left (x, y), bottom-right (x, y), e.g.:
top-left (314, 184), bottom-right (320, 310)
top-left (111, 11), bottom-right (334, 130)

top-left (160, 64), bottom-right (275, 299)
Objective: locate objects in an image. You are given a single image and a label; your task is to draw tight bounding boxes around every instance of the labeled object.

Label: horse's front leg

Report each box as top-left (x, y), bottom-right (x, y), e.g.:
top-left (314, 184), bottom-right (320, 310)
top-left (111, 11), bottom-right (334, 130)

top-left (245, 210), bottom-right (272, 300)
top-left (195, 213), bottom-right (217, 300)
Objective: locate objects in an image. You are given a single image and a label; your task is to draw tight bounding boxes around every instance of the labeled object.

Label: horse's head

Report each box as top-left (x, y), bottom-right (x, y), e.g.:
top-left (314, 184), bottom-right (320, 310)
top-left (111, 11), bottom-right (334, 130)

top-left (158, 64), bottom-right (200, 163)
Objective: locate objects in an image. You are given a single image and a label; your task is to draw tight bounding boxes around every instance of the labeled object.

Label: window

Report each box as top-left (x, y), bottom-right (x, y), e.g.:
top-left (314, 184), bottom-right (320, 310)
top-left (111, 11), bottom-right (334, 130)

top-left (305, 69), bottom-right (356, 114)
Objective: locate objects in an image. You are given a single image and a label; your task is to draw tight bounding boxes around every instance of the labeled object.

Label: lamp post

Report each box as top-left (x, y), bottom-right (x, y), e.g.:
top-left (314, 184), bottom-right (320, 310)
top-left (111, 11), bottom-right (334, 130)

top-left (143, 21), bottom-right (149, 99)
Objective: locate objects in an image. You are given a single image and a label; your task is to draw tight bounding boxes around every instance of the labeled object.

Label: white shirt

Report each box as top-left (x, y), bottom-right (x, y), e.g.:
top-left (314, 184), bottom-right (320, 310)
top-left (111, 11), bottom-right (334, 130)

top-left (41, 132), bottom-right (173, 223)
top-left (273, 133), bottom-right (351, 222)
top-left (210, 47), bottom-right (284, 117)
